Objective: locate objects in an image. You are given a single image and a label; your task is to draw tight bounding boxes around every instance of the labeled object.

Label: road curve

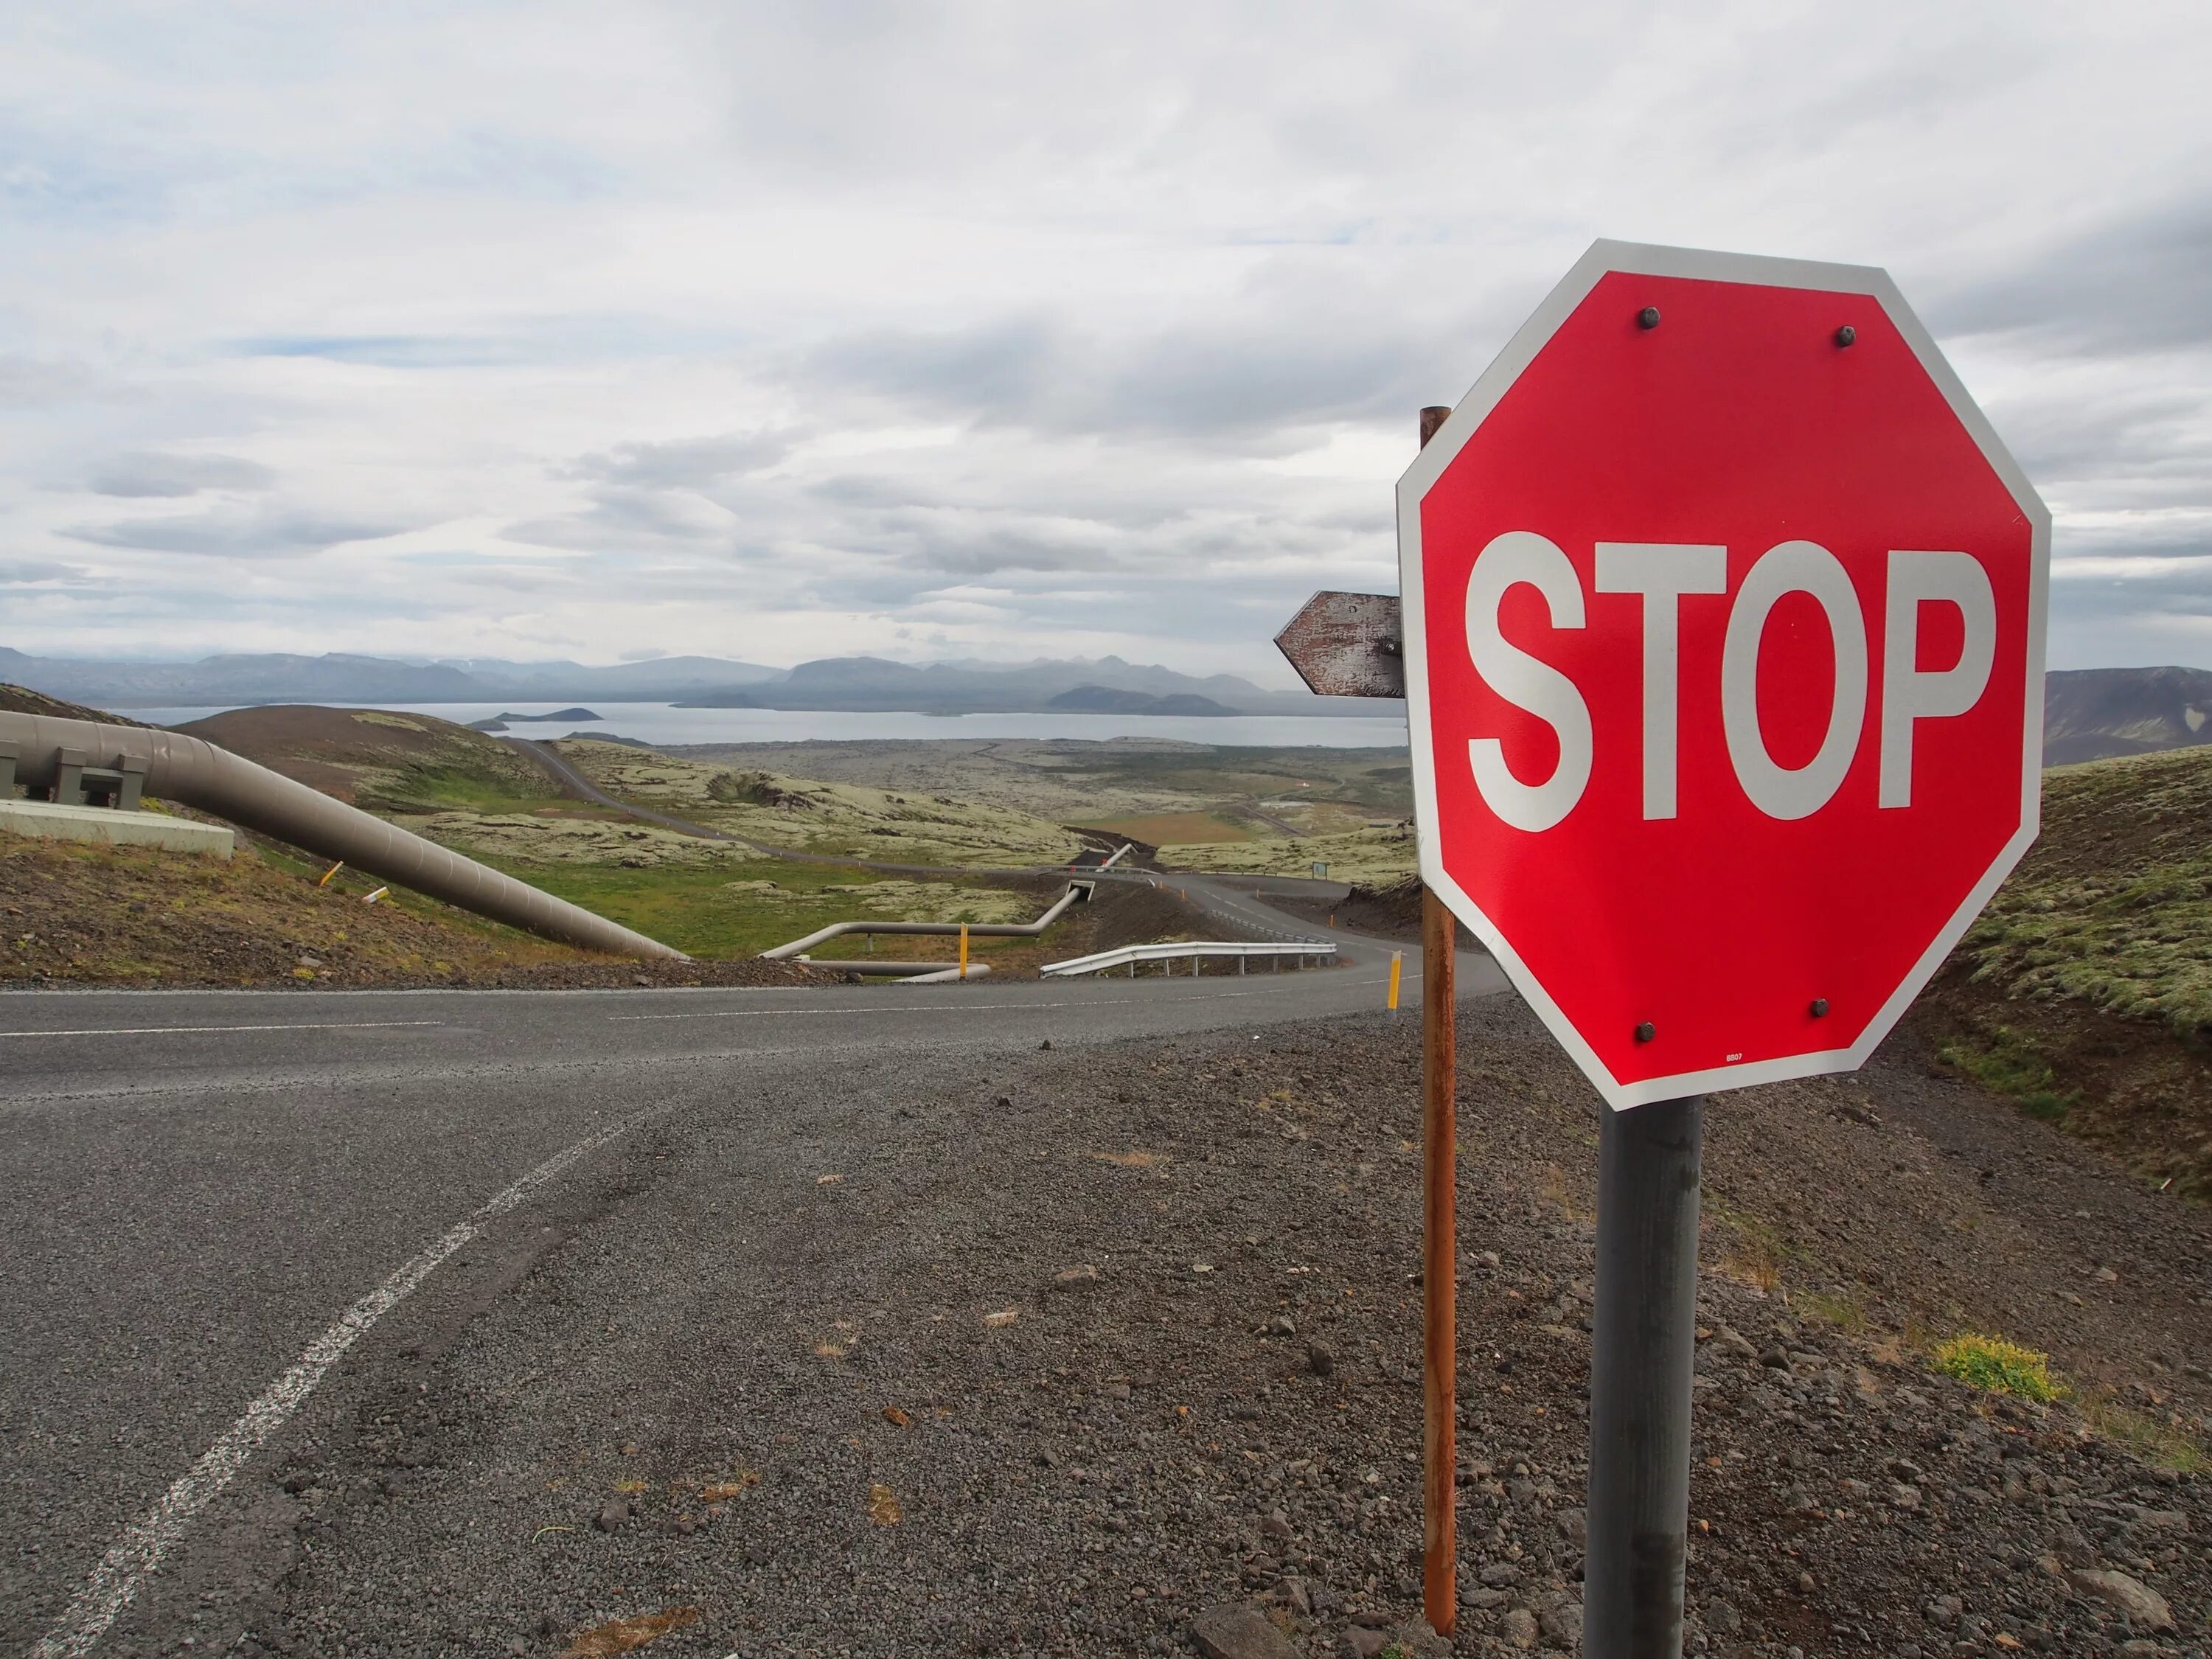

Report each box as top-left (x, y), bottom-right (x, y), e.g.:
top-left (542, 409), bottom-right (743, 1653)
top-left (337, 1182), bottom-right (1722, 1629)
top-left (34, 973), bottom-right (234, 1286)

top-left (1, 877), bottom-right (1501, 1655)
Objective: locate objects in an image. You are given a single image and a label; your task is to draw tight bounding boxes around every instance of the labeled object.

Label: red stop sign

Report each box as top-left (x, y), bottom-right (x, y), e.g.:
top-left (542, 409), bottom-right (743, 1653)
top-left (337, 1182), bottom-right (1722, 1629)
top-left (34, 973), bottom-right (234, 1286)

top-left (1400, 242), bottom-right (2049, 1110)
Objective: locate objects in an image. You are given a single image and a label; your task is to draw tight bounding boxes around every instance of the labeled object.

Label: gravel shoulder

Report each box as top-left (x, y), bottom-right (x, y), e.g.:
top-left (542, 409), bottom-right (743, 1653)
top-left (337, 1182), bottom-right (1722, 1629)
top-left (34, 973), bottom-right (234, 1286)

top-left (114, 995), bottom-right (2209, 1659)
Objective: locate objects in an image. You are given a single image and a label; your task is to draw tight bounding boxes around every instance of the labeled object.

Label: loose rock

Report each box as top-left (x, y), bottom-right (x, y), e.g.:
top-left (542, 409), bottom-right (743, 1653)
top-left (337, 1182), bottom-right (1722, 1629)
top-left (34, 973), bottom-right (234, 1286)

top-left (1190, 1601), bottom-right (1298, 1659)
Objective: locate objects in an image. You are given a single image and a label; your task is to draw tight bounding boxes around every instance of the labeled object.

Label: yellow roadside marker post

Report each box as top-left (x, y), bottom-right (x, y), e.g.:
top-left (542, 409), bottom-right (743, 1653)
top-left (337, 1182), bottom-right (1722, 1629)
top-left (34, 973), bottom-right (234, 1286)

top-left (317, 860), bottom-right (345, 888)
top-left (959, 924), bottom-right (969, 980)
top-left (1388, 950), bottom-right (1402, 1012)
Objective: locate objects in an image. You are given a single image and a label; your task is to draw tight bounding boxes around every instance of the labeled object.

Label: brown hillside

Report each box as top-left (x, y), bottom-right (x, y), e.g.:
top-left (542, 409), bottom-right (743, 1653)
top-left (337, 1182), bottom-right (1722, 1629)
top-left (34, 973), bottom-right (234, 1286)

top-left (0, 834), bottom-right (810, 989)
top-left (1924, 743), bottom-right (2212, 1198)
top-left (173, 704), bottom-right (557, 810)
top-left (0, 682), bottom-right (150, 726)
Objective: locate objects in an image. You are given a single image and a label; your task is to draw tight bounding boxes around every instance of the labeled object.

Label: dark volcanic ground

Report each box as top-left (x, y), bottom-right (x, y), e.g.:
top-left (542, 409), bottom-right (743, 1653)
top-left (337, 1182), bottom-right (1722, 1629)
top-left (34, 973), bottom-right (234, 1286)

top-left (46, 1000), bottom-right (2212, 1659)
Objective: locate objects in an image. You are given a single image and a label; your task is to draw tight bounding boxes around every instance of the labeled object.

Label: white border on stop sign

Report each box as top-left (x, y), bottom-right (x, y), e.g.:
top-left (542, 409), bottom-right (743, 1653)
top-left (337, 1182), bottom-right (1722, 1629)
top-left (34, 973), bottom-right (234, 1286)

top-left (1397, 238), bottom-right (2051, 1111)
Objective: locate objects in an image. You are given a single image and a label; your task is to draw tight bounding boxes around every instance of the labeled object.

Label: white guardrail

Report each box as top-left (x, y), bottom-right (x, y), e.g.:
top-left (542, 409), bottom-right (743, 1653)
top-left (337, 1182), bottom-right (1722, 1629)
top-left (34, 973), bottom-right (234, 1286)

top-left (1039, 939), bottom-right (1338, 978)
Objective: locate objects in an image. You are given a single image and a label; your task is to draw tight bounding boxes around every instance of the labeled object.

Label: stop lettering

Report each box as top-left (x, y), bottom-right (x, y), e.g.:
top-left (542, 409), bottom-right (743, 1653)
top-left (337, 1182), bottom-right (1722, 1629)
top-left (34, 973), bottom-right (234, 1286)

top-left (1399, 242), bottom-right (2049, 1110)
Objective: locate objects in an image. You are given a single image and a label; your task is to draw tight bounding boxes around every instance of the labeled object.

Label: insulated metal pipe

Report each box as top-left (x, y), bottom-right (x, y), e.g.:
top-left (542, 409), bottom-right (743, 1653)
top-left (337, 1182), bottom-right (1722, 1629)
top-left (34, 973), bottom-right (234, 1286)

top-left (0, 712), bottom-right (684, 961)
top-left (762, 884), bottom-right (1083, 959)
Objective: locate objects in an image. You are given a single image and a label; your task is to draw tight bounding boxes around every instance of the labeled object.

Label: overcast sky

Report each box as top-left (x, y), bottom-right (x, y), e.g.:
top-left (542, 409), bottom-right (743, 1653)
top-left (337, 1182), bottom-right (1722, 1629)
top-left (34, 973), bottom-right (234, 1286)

top-left (2, 2), bottom-right (2208, 682)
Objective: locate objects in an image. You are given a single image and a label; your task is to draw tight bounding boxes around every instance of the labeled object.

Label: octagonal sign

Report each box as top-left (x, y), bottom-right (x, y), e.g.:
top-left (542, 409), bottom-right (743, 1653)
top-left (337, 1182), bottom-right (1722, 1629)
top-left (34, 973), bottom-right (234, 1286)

top-left (1399, 240), bottom-right (2049, 1110)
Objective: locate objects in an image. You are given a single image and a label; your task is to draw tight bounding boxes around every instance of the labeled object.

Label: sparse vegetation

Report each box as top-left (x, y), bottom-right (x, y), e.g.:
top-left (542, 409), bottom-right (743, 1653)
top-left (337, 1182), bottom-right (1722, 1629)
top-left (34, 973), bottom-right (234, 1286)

top-left (2074, 1388), bottom-right (2208, 1473)
top-left (1935, 1026), bottom-right (2078, 1121)
top-left (1933, 1333), bottom-right (2063, 1402)
top-left (554, 741), bottom-right (1085, 867)
top-left (1157, 823), bottom-right (1416, 885)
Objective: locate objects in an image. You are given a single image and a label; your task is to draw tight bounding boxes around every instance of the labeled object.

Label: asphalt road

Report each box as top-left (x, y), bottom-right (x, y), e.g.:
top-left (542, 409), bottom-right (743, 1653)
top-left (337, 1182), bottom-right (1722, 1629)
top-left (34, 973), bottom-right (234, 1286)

top-left (1, 883), bottom-right (1502, 1657)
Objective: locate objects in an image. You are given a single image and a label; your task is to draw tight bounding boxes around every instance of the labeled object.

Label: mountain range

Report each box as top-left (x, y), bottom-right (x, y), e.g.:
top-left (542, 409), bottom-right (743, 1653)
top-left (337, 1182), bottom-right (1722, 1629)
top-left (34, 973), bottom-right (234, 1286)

top-left (0, 647), bottom-right (1377, 717)
top-left (8, 646), bottom-right (2205, 754)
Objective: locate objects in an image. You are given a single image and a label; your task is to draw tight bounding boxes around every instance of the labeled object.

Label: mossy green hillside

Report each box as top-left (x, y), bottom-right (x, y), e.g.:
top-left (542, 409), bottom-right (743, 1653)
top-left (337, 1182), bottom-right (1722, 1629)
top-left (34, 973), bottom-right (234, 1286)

top-left (554, 742), bottom-right (1084, 867)
top-left (1955, 745), bottom-right (2212, 1038)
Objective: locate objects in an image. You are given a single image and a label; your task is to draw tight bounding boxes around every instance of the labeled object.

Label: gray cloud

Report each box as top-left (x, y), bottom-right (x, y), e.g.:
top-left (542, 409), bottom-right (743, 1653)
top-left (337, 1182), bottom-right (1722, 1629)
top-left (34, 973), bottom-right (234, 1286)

top-left (563, 431), bottom-right (798, 487)
top-left (87, 451), bottom-right (276, 498)
top-left (61, 504), bottom-right (417, 557)
top-left (801, 305), bottom-right (1453, 444)
top-left (0, 560), bottom-right (90, 585)
top-left (3, 3), bottom-right (2210, 677)
top-left (1937, 192), bottom-right (2212, 354)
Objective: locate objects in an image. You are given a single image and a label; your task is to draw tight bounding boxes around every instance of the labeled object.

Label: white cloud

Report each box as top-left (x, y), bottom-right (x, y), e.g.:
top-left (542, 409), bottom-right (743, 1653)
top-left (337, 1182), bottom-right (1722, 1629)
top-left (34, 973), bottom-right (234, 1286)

top-left (0, 1), bottom-right (2208, 675)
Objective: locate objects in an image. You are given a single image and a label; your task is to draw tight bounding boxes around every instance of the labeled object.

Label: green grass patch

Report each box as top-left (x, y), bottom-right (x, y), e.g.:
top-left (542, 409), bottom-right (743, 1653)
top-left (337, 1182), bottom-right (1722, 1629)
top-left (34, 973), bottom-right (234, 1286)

top-left (1936, 1026), bottom-right (2079, 1122)
top-left (363, 764), bottom-right (567, 817)
top-left (1933, 1332), bottom-right (2064, 1402)
top-left (458, 852), bottom-right (1037, 960)
top-left (1796, 1284), bottom-right (1871, 1335)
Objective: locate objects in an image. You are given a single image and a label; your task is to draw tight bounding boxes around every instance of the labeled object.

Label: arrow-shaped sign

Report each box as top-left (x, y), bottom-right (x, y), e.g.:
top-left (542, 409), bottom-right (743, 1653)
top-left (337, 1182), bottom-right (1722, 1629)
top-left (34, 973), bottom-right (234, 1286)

top-left (1272, 590), bottom-right (1404, 699)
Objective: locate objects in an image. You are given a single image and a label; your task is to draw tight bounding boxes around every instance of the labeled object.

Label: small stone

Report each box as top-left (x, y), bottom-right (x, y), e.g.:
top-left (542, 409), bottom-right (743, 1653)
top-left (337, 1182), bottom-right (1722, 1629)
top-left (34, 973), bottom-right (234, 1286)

top-left (1190, 1602), bottom-right (1299, 1659)
top-left (594, 1498), bottom-right (628, 1533)
top-left (1266, 1315), bottom-right (1296, 1337)
top-left (1705, 1600), bottom-right (1741, 1633)
top-left (1555, 1506), bottom-right (1587, 1546)
top-left (1761, 1347), bottom-right (1791, 1369)
top-left (1039, 1038), bottom-right (1053, 1049)
top-left (1051, 1264), bottom-right (1099, 1291)
top-left (1306, 1342), bottom-right (1335, 1377)
top-left (995, 1094), bottom-right (1013, 1107)
top-left (1890, 1484), bottom-right (1923, 1510)
top-left (1924, 1594), bottom-right (1962, 1628)
top-left (1270, 1576), bottom-right (1312, 1616)
top-left (296, 956), bottom-right (322, 970)
top-left (1259, 1509), bottom-right (1294, 1540)
top-left (1343, 1630), bottom-right (1388, 1659)
top-left (1498, 1607), bottom-right (1539, 1649)
top-left (2067, 1568), bottom-right (2172, 1631)
top-left (1480, 1562), bottom-right (1521, 1586)
top-left (1537, 1601), bottom-right (1583, 1647)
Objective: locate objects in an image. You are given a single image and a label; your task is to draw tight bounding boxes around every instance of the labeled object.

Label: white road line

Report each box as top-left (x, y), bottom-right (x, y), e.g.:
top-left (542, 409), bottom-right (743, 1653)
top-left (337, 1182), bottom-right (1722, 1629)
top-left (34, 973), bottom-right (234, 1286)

top-left (32, 1109), bottom-right (647, 1659)
top-left (0, 1020), bottom-right (442, 1041)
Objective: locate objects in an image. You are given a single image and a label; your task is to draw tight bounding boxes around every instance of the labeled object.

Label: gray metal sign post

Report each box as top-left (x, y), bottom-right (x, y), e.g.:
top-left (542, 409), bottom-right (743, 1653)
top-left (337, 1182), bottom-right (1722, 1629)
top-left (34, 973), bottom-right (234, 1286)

top-left (1584, 1095), bottom-right (1703, 1658)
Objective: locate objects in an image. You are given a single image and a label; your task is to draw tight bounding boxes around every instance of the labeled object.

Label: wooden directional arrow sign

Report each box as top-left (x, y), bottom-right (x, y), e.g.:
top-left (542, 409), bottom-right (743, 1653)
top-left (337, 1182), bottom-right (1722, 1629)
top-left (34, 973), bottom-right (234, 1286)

top-left (1273, 590), bottom-right (1405, 699)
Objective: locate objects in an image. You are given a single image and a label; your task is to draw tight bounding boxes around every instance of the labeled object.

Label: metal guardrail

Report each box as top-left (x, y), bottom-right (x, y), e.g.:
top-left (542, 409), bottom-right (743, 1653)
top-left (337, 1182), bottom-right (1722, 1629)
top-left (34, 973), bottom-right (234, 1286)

top-left (1040, 939), bottom-right (1338, 978)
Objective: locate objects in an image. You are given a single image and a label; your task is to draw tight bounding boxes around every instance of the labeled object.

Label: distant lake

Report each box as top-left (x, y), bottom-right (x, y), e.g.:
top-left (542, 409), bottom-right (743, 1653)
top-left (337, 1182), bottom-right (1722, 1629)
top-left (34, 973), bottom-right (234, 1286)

top-left (135, 700), bottom-right (1411, 751)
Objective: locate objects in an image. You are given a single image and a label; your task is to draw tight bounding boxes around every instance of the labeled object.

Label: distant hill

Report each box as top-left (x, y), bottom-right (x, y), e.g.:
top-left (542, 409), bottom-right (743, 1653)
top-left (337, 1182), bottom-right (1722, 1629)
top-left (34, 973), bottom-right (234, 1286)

top-left (171, 704), bottom-right (557, 811)
top-left (19, 647), bottom-right (2212, 740)
top-left (0, 648), bottom-right (780, 709)
top-left (2042, 666), bottom-right (2212, 765)
top-left (0, 645), bottom-right (1369, 715)
top-left (676, 654), bottom-right (1357, 716)
top-left (1046, 684), bottom-right (1237, 716)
